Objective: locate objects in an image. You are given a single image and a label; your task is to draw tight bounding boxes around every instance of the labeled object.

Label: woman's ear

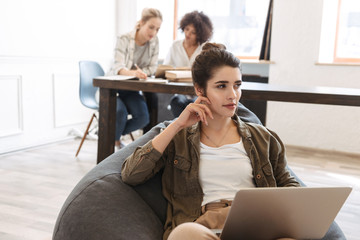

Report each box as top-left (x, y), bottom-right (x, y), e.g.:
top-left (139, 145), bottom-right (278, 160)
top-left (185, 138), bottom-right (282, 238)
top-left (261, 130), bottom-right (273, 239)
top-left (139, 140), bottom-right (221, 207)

top-left (194, 84), bottom-right (204, 97)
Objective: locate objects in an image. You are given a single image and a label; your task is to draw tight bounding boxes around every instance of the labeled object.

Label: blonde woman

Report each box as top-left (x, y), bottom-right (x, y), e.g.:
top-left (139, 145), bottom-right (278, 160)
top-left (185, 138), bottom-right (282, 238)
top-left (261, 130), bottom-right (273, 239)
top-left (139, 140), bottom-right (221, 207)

top-left (108, 8), bottom-right (162, 149)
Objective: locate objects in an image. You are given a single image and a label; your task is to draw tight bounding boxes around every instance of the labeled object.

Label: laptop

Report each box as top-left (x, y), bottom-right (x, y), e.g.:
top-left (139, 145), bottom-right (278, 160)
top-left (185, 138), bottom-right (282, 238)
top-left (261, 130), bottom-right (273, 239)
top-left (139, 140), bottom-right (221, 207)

top-left (218, 187), bottom-right (352, 240)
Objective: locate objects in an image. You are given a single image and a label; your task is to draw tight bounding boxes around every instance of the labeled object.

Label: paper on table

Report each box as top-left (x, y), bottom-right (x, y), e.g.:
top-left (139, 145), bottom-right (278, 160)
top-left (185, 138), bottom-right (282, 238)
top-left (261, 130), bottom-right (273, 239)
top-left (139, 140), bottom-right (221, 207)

top-left (96, 75), bottom-right (168, 83)
top-left (140, 78), bottom-right (169, 83)
top-left (96, 75), bottom-right (139, 81)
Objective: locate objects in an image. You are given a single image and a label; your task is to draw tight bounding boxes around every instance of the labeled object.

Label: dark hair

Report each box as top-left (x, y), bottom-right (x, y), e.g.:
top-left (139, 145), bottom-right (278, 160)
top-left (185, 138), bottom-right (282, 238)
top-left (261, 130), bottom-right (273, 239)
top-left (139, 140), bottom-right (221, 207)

top-left (192, 43), bottom-right (242, 91)
top-left (180, 11), bottom-right (213, 44)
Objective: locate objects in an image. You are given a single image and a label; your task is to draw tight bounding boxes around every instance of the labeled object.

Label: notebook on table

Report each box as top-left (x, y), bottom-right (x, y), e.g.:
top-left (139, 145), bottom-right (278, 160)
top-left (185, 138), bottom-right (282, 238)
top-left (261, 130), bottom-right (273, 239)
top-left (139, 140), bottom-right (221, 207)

top-left (217, 187), bottom-right (352, 240)
top-left (95, 75), bottom-right (168, 83)
top-left (154, 64), bottom-right (190, 78)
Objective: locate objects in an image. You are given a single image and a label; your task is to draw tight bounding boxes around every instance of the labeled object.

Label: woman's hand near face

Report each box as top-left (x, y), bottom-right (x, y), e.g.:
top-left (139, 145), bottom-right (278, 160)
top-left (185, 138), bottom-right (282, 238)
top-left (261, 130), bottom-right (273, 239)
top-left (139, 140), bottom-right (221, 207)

top-left (151, 96), bottom-right (213, 154)
top-left (175, 96), bottom-right (213, 129)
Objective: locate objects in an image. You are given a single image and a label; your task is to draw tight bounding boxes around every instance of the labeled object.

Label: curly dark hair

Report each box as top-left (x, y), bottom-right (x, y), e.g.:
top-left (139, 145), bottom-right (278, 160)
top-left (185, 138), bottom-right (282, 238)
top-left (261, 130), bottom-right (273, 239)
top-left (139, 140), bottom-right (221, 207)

top-left (179, 11), bottom-right (213, 44)
top-left (192, 43), bottom-right (242, 93)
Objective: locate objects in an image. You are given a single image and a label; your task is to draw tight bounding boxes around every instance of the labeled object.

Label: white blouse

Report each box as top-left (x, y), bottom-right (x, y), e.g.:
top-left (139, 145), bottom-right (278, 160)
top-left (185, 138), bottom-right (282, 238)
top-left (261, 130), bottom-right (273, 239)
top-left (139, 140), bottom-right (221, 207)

top-left (199, 140), bottom-right (256, 206)
top-left (163, 39), bottom-right (203, 67)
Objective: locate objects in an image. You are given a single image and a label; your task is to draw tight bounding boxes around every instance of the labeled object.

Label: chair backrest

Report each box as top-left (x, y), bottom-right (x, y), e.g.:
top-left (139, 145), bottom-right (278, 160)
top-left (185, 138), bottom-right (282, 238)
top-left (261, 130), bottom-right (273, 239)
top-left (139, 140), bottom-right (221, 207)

top-left (79, 61), bottom-right (105, 110)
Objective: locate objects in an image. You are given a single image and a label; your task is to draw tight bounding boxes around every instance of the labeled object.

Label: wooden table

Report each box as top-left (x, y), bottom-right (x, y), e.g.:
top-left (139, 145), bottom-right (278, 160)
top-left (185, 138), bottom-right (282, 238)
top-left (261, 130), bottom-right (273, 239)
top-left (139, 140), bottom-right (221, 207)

top-left (93, 76), bottom-right (360, 163)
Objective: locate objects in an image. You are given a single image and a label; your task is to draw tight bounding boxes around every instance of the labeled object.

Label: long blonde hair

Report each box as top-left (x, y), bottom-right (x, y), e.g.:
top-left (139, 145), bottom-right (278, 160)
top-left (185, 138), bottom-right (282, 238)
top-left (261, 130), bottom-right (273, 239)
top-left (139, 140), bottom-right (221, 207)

top-left (136, 8), bottom-right (163, 29)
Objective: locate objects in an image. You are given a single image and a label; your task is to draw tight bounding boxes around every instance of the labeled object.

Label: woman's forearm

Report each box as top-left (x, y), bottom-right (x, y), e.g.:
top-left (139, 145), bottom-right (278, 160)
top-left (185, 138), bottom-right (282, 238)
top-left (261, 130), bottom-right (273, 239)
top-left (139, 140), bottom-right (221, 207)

top-left (152, 121), bottom-right (183, 153)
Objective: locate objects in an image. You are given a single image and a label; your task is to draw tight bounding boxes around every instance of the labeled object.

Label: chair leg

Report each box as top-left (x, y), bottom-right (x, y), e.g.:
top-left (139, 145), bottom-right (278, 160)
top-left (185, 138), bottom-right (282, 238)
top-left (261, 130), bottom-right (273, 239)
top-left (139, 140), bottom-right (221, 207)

top-left (130, 132), bottom-right (135, 141)
top-left (75, 113), bottom-right (96, 157)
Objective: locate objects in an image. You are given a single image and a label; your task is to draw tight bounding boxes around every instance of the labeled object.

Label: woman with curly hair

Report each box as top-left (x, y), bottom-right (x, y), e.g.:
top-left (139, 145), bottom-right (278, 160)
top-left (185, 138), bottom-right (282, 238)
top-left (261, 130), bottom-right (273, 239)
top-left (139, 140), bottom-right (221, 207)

top-left (164, 11), bottom-right (213, 117)
top-left (164, 10), bottom-right (213, 67)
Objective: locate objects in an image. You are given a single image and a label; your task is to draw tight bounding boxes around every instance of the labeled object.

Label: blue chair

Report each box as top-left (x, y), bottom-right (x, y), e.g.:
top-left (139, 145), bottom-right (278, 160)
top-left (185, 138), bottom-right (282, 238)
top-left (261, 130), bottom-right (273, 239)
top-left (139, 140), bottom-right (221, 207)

top-left (75, 61), bottom-right (104, 157)
top-left (76, 61), bottom-right (136, 156)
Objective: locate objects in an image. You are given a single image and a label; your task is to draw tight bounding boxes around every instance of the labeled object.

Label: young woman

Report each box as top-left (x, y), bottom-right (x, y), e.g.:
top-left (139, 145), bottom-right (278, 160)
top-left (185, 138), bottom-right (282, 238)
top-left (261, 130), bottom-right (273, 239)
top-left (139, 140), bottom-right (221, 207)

top-left (163, 11), bottom-right (213, 117)
top-left (108, 8), bottom-right (162, 149)
top-left (164, 10), bottom-right (213, 67)
top-left (121, 43), bottom-right (300, 240)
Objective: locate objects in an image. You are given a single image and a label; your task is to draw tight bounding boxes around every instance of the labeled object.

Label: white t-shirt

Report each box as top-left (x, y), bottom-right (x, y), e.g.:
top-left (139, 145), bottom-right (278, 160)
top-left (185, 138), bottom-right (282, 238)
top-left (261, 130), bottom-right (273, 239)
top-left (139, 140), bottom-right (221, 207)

top-left (199, 140), bottom-right (256, 206)
top-left (163, 39), bottom-right (202, 67)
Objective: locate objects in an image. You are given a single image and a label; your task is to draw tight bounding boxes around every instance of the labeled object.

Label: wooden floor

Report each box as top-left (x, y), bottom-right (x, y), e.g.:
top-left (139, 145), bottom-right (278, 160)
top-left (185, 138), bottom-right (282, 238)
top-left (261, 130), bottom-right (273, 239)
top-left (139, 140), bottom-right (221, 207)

top-left (286, 146), bottom-right (360, 240)
top-left (0, 139), bottom-right (359, 240)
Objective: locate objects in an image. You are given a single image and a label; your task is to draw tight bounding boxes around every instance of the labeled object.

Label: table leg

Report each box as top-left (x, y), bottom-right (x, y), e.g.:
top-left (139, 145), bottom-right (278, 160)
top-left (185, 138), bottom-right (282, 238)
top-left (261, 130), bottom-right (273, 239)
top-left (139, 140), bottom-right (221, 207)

top-left (97, 88), bottom-right (117, 164)
top-left (143, 92), bottom-right (158, 133)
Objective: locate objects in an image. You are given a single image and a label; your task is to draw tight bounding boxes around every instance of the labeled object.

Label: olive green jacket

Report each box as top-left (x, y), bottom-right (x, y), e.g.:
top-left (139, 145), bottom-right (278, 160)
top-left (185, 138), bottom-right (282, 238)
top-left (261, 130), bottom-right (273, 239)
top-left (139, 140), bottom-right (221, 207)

top-left (121, 115), bottom-right (300, 239)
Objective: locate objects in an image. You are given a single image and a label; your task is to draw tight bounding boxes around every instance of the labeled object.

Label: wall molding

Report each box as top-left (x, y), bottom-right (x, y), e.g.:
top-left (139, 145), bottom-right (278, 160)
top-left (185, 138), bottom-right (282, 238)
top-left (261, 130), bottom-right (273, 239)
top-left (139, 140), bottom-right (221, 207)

top-left (0, 55), bottom-right (82, 65)
top-left (52, 72), bottom-right (93, 128)
top-left (0, 75), bottom-right (23, 137)
top-left (0, 136), bottom-right (75, 155)
top-left (0, 55), bottom-right (111, 66)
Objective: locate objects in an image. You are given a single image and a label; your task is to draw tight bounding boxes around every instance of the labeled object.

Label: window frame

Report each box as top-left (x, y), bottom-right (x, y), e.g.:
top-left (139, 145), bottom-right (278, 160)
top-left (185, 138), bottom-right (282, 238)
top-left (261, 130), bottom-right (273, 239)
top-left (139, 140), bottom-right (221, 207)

top-left (333, 0), bottom-right (360, 63)
top-left (171, 0), bottom-right (269, 60)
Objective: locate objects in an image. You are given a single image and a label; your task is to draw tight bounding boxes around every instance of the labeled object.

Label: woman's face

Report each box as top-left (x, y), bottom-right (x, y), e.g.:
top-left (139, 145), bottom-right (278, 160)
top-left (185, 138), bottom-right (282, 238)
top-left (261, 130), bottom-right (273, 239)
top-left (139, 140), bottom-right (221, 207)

top-left (202, 66), bottom-right (242, 118)
top-left (184, 24), bottom-right (197, 45)
top-left (139, 17), bottom-right (162, 42)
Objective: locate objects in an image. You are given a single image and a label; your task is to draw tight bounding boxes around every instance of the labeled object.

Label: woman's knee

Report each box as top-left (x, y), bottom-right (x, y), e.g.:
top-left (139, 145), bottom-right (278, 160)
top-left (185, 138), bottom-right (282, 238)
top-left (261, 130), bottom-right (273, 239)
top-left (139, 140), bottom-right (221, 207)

top-left (132, 110), bottom-right (149, 128)
top-left (116, 98), bottom-right (128, 115)
top-left (168, 222), bottom-right (219, 240)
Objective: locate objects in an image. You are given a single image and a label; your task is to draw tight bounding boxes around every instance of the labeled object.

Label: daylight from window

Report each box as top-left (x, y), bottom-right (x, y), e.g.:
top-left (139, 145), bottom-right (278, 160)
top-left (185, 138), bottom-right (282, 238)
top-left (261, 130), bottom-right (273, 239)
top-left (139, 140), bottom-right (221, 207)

top-left (336, 0), bottom-right (360, 60)
top-left (136, 0), bottom-right (269, 59)
top-left (178, 0), bottom-right (269, 58)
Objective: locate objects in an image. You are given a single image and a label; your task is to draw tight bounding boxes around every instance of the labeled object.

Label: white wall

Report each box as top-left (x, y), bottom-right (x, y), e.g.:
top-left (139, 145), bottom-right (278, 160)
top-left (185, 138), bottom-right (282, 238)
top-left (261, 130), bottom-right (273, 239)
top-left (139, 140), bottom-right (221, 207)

top-left (267, 0), bottom-right (360, 154)
top-left (0, 0), bottom-right (116, 153)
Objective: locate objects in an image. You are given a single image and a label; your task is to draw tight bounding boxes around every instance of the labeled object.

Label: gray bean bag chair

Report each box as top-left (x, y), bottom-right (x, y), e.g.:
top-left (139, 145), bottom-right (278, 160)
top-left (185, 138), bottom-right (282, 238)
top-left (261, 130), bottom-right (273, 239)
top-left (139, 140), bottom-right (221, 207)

top-left (53, 103), bottom-right (346, 240)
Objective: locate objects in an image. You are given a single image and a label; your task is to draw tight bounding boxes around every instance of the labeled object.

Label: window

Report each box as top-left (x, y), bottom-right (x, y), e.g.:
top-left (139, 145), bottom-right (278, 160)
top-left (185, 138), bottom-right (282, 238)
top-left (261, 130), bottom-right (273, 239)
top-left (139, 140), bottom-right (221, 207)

top-left (177, 0), bottom-right (269, 59)
top-left (136, 0), bottom-right (269, 59)
top-left (334, 0), bottom-right (360, 62)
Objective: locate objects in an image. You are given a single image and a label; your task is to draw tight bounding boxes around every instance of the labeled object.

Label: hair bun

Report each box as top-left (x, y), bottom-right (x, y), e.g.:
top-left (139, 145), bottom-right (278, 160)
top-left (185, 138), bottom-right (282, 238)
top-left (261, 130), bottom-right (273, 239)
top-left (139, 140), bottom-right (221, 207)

top-left (202, 42), bottom-right (226, 52)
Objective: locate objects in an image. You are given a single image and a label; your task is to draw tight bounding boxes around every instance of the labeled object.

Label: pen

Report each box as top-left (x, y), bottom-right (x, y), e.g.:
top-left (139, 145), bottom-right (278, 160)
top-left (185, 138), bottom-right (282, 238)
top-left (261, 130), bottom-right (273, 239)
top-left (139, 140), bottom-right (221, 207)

top-left (134, 63), bottom-right (147, 79)
top-left (134, 63), bottom-right (141, 70)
